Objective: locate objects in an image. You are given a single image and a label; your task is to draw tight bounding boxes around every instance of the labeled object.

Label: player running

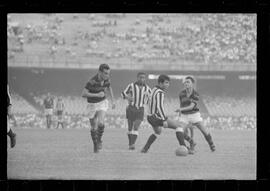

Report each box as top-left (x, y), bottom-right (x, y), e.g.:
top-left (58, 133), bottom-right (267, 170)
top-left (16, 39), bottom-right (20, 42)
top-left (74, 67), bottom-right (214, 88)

top-left (43, 93), bottom-right (54, 129)
top-left (55, 97), bottom-right (65, 129)
top-left (175, 76), bottom-right (216, 152)
top-left (82, 64), bottom-right (116, 153)
top-left (121, 72), bottom-right (151, 150)
top-left (7, 84), bottom-right (16, 148)
top-left (141, 75), bottom-right (195, 154)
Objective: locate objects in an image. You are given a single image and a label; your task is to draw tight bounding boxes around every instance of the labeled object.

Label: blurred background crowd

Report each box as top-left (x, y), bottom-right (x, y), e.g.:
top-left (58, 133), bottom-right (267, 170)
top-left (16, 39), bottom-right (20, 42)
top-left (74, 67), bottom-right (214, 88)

top-left (8, 13), bottom-right (256, 66)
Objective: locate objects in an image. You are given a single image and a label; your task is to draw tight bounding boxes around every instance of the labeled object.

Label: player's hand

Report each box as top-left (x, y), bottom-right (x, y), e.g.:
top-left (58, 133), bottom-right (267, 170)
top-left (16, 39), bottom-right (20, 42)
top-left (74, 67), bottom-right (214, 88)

top-left (175, 109), bottom-right (181, 113)
top-left (126, 96), bottom-right (134, 102)
top-left (97, 92), bottom-right (105, 97)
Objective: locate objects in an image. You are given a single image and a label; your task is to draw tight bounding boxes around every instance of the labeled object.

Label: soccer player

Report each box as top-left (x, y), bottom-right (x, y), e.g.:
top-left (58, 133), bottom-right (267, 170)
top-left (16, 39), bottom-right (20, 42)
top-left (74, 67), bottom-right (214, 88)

top-left (121, 72), bottom-right (151, 150)
top-left (56, 97), bottom-right (65, 129)
top-left (7, 84), bottom-right (16, 148)
top-left (175, 76), bottom-right (215, 152)
top-left (43, 93), bottom-right (54, 129)
top-left (141, 75), bottom-right (194, 154)
top-left (82, 64), bottom-right (116, 153)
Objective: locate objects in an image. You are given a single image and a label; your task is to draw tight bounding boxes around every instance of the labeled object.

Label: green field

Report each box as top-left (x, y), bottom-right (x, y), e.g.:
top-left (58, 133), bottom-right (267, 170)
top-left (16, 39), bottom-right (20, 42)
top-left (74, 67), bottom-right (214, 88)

top-left (7, 128), bottom-right (256, 180)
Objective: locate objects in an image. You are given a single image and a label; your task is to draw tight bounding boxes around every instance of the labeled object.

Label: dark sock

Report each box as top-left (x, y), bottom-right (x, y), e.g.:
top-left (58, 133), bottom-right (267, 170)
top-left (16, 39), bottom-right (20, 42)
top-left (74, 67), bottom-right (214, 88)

top-left (7, 129), bottom-right (14, 137)
top-left (97, 124), bottom-right (105, 142)
top-left (130, 133), bottom-right (138, 145)
top-left (184, 133), bottom-right (193, 144)
top-left (90, 129), bottom-right (97, 144)
top-left (143, 134), bottom-right (157, 151)
top-left (205, 133), bottom-right (214, 146)
top-left (176, 132), bottom-right (186, 147)
top-left (128, 133), bottom-right (132, 146)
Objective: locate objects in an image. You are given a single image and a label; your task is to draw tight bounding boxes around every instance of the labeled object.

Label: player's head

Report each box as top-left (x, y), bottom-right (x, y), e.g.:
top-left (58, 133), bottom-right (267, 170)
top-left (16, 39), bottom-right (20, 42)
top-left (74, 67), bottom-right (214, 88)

top-left (98, 63), bottom-right (110, 80)
top-left (158, 74), bottom-right (170, 90)
top-left (183, 76), bottom-right (195, 89)
top-left (137, 72), bottom-right (147, 85)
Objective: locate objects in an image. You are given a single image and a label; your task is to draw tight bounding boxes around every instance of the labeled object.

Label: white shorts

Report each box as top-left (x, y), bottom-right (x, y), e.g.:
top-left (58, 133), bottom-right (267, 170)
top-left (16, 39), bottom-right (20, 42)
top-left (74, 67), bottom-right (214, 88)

top-left (45, 108), bottom-right (53, 115)
top-left (178, 112), bottom-right (203, 124)
top-left (86, 99), bottom-right (109, 119)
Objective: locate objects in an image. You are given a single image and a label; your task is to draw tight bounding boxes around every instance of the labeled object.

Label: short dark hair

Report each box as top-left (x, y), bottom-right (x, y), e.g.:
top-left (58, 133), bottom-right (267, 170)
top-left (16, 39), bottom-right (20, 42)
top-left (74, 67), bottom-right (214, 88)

top-left (99, 64), bottom-right (110, 72)
top-left (185, 76), bottom-right (195, 83)
top-left (137, 72), bottom-right (146, 77)
top-left (158, 74), bottom-right (170, 84)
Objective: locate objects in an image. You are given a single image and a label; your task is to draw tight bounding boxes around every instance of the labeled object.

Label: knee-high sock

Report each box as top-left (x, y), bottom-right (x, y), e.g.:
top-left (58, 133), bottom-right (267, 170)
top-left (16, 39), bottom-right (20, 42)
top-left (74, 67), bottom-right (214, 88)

top-left (90, 129), bottom-right (97, 144)
top-left (97, 124), bottom-right (105, 142)
top-left (204, 133), bottom-right (214, 146)
top-left (176, 127), bottom-right (186, 147)
top-left (130, 130), bottom-right (139, 145)
top-left (127, 131), bottom-right (132, 146)
top-left (143, 134), bottom-right (158, 151)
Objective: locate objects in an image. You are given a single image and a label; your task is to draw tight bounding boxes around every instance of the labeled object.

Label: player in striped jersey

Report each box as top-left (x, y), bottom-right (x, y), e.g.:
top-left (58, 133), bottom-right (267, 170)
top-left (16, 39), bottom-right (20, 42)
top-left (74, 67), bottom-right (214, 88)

top-left (141, 75), bottom-right (194, 154)
top-left (7, 84), bottom-right (16, 148)
top-left (175, 76), bottom-right (215, 152)
top-left (121, 72), bottom-right (151, 150)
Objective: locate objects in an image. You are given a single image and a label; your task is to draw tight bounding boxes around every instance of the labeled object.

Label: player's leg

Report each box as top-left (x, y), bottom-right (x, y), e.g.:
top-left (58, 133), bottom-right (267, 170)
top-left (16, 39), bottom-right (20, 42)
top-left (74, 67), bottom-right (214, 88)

top-left (96, 110), bottom-right (106, 150)
top-left (90, 114), bottom-right (99, 153)
top-left (7, 116), bottom-right (16, 148)
top-left (141, 126), bottom-right (161, 153)
top-left (166, 118), bottom-right (195, 154)
top-left (126, 106), bottom-right (134, 148)
top-left (141, 116), bottom-right (162, 153)
top-left (194, 121), bottom-right (215, 151)
top-left (129, 108), bottom-right (144, 150)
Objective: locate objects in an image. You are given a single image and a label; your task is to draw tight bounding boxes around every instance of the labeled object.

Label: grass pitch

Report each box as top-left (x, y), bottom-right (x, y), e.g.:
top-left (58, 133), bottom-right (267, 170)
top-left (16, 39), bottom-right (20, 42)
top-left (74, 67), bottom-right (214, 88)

top-left (7, 127), bottom-right (256, 180)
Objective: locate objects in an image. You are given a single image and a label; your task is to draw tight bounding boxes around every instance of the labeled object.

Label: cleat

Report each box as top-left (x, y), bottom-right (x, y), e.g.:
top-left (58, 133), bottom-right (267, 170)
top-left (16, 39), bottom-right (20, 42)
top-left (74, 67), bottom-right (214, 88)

top-left (10, 133), bottom-right (16, 148)
top-left (190, 141), bottom-right (196, 151)
top-left (129, 144), bottom-right (135, 150)
top-left (210, 144), bottom-right (216, 152)
top-left (97, 140), bottom-right (103, 150)
top-left (188, 148), bottom-right (195, 155)
top-left (141, 148), bottom-right (148, 153)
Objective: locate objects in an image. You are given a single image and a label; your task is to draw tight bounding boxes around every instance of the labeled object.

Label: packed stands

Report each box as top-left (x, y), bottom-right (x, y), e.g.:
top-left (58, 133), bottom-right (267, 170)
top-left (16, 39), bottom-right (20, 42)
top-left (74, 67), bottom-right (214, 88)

top-left (8, 14), bottom-right (256, 67)
top-left (9, 93), bottom-right (37, 114)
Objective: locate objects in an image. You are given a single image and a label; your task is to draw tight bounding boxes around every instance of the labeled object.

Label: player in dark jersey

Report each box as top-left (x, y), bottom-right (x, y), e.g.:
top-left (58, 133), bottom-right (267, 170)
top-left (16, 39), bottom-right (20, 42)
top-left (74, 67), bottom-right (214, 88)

top-left (82, 64), bottom-right (116, 153)
top-left (121, 72), bottom-right (151, 150)
top-left (175, 76), bottom-right (215, 152)
top-left (43, 93), bottom-right (54, 129)
top-left (141, 75), bottom-right (195, 154)
top-left (7, 84), bottom-right (16, 148)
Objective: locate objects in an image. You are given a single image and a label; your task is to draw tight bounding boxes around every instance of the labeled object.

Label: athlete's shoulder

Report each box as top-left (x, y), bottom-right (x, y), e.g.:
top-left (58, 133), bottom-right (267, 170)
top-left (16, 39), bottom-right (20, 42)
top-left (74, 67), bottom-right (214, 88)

top-left (179, 89), bottom-right (186, 96)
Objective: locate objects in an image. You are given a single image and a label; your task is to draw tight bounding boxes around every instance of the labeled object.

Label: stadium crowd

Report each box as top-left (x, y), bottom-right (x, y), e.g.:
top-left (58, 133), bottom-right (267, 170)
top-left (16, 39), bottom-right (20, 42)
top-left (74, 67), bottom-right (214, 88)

top-left (9, 93), bottom-right (256, 130)
top-left (9, 113), bottom-right (256, 130)
top-left (8, 14), bottom-right (256, 65)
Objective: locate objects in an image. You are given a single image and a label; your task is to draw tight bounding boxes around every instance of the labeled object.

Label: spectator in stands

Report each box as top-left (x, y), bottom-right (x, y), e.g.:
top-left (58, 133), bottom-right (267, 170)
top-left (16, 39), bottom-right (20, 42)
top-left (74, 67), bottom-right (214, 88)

top-left (43, 93), bottom-right (54, 129)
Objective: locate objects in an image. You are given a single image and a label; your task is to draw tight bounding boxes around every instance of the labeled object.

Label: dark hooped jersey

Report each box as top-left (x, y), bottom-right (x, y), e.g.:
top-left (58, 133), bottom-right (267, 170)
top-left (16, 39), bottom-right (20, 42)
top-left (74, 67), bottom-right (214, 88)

top-left (44, 97), bottom-right (54, 109)
top-left (85, 74), bottom-right (111, 103)
top-left (179, 89), bottom-right (200, 114)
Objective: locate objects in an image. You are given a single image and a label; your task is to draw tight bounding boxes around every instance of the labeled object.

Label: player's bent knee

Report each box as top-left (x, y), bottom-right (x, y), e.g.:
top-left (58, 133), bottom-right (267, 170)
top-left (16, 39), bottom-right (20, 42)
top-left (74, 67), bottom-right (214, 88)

top-left (154, 126), bottom-right (162, 135)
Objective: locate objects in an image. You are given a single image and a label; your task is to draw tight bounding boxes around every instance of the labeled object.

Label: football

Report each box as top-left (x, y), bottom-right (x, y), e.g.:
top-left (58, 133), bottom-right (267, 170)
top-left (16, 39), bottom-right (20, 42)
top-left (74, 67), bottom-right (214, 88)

top-left (175, 146), bottom-right (189, 156)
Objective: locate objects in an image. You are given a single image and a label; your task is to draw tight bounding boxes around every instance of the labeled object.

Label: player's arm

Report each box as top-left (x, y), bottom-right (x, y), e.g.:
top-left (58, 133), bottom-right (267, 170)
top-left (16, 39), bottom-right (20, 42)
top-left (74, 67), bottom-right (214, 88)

top-left (178, 102), bottom-right (196, 112)
top-left (121, 83), bottom-right (133, 102)
top-left (107, 86), bottom-right (116, 109)
top-left (81, 88), bottom-right (104, 98)
top-left (157, 92), bottom-right (167, 121)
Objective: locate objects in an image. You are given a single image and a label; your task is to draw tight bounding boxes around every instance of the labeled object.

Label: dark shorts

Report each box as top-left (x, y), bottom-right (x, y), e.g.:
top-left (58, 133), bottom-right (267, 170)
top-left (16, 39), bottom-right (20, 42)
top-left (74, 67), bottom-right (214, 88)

top-left (126, 105), bottom-right (144, 121)
top-left (147, 115), bottom-right (164, 128)
top-left (57, 110), bottom-right (63, 116)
